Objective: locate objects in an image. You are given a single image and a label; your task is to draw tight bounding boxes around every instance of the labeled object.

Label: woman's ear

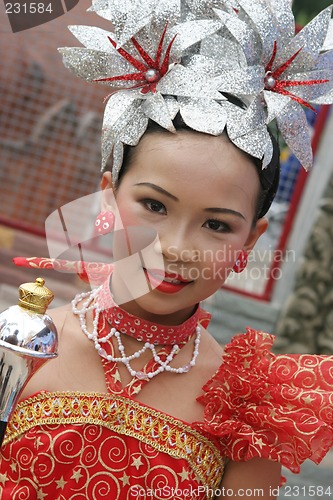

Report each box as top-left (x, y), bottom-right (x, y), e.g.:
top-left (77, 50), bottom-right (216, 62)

top-left (244, 217), bottom-right (268, 253)
top-left (100, 171), bottom-right (115, 211)
top-left (101, 171), bottom-right (113, 191)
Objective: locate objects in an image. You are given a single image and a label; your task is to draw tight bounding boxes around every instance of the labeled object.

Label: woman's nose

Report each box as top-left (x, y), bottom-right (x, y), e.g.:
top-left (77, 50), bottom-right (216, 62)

top-left (156, 224), bottom-right (197, 263)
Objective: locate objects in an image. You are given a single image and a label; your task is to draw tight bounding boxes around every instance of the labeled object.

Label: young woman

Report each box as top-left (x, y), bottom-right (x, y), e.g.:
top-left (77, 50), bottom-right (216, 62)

top-left (1, 1), bottom-right (333, 498)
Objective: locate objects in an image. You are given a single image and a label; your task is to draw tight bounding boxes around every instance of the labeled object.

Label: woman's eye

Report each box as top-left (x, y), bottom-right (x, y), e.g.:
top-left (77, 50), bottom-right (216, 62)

top-left (204, 219), bottom-right (231, 233)
top-left (144, 199), bottom-right (167, 214)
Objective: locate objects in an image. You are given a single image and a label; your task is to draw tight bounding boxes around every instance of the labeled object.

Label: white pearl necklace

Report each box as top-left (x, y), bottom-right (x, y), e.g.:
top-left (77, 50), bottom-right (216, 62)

top-left (72, 288), bottom-right (201, 380)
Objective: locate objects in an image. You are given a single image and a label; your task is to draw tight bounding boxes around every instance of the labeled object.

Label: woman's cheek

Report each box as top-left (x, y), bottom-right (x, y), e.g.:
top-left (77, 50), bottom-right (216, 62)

top-left (205, 258), bottom-right (233, 283)
top-left (115, 200), bottom-right (142, 227)
top-left (191, 244), bottom-right (235, 283)
top-left (214, 242), bottom-right (242, 266)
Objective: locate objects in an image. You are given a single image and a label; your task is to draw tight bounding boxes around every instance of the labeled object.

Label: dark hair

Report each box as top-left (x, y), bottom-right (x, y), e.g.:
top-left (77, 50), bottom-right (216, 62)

top-left (117, 114), bottom-right (280, 221)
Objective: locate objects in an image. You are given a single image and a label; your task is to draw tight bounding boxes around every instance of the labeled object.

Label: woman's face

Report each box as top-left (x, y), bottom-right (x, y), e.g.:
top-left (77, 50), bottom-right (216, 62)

top-left (102, 131), bottom-right (267, 324)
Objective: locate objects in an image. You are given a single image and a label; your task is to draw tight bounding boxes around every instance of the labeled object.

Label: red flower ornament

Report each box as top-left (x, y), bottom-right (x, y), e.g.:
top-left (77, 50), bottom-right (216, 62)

top-left (264, 41), bottom-right (329, 112)
top-left (94, 23), bottom-right (177, 94)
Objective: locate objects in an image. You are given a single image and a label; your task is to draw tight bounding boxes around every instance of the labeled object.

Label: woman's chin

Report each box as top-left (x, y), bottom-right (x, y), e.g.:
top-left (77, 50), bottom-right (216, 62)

top-left (119, 293), bottom-right (197, 325)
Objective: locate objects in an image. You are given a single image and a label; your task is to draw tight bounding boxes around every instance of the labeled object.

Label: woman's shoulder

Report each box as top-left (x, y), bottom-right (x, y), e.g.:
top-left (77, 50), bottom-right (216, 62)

top-left (18, 302), bottom-right (108, 401)
top-left (178, 328), bottom-right (224, 410)
top-left (198, 327), bottom-right (225, 376)
top-left (195, 328), bottom-right (333, 474)
top-left (47, 301), bottom-right (97, 349)
top-left (47, 302), bottom-right (72, 334)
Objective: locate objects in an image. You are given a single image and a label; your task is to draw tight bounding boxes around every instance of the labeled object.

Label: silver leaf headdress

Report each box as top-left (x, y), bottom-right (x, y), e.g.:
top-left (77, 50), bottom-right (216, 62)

top-left (59, 0), bottom-right (333, 180)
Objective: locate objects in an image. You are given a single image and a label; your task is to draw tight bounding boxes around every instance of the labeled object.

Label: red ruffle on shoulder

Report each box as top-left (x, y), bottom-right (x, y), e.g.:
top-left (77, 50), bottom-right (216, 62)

top-left (196, 328), bottom-right (333, 473)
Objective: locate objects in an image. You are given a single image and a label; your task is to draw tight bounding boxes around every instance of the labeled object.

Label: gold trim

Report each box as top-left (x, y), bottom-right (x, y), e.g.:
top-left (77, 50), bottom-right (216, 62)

top-left (5, 391), bottom-right (224, 489)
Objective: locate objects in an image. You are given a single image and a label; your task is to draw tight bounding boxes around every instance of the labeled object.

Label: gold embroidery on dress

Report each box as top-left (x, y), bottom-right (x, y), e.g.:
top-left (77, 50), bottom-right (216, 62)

top-left (5, 391), bottom-right (224, 489)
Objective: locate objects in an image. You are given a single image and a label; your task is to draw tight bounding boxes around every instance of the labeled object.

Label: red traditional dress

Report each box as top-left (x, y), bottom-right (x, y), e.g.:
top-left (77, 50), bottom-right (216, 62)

top-left (0, 274), bottom-right (333, 499)
top-left (1, 324), bottom-right (333, 499)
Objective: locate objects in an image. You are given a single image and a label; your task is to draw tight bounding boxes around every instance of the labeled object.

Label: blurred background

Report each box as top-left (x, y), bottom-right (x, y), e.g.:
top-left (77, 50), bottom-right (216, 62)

top-left (293, 0), bottom-right (332, 24)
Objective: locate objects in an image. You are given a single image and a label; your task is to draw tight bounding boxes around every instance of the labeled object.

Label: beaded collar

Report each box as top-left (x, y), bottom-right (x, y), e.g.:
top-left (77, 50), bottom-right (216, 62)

top-left (97, 277), bottom-right (211, 346)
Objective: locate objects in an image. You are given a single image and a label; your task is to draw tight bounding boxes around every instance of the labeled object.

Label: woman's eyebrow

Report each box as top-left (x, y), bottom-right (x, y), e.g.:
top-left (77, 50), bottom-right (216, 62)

top-left (135, 183), bottom-right (246, 220)
top-left (204, 207), bottom-right (246, 220)
top-left (134, 182), bottom-right (178, 201)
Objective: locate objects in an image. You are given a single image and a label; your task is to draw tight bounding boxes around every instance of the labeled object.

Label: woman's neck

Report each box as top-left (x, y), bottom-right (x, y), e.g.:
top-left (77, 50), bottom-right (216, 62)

top-left (95, 278), bottom-right (211, 346)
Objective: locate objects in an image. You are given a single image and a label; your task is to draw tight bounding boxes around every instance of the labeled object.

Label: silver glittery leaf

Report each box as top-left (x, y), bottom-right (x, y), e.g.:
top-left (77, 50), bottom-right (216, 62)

top-left (264, 91), bottom-right (291, 123)
top-left (128, 24), bottom-right (162, 65)
top-left (118, 111), bottom-right (149, 145)
top-left (88, 0), bottom-right (108, 11)
top-left (90, 0), bottom-right (179, 30)
top-left (275, 7), bottom-right (333, 72)
top-left (169, 20), bottom-right (222, 58)
top-left (285, 70), bottom-right (333, 102)
top-left (200, 32), bottom-right (247, 68)
top-left (157, 65), bottom-right (222, 100)
top-left (101, 92), bottom-right (140, 167)
top-left (227, 98), bottom-right (266, 139)
top-left (214, 9), bottom-right (261, 66)
top-left (186, 54), bottom-right (232, 84)
top-left (267, 0), bottom-right (295, 43)
top-left (88, 0), bottom-right (112, 20)
top-left (110, 104), bottom-right (143, 140)
top-left (154, 0), bottom-right (181, 26)
top-left (68, 25), bottom-right (115, 52)
top-left (178, 97), bottom-right (227, 134)
top-left (322, 20), bottom-right (333, 51)
top-left (262, 137), bottom-right (274, 169)
top-left (98, 0), bottom-right (158, 44)
top-left (102, 134), bottom-right (115, 171)
top-left (59, 47), bottom-right (138, 84)
top-left (236, 0), bottom-right (277, 66)
top-left (313, 87), bottom-right (333, 104)
top-left (117, 15), bottom-right (157, 48)
top-left (314, 50), bottom-right (333, 71)
top-left (225, 99), bottom-right (272, 161)
top-left (164, 96), bottom-right (180, 119)
top-left (231, 125), bottom-right (271, 160)
top-left (112, 142), bottom-right (124, 180)
top-left (141, 93), bottom-right (176, 132)
top-left (225, 0), bottom-right (240, 9)
top-left (276, 102), bottom-right (313, 171)
top-left (186, 0), bottom-right (228, 17)
top-left (187, 54), bottom-right (220, 76)
top-left (214, 65), bottom-right (264, 95)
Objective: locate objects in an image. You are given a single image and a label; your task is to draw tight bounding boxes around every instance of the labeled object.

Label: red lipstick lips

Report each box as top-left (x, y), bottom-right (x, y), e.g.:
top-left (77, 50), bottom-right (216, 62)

top-left (144, 269), bottom-right (192, 294)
